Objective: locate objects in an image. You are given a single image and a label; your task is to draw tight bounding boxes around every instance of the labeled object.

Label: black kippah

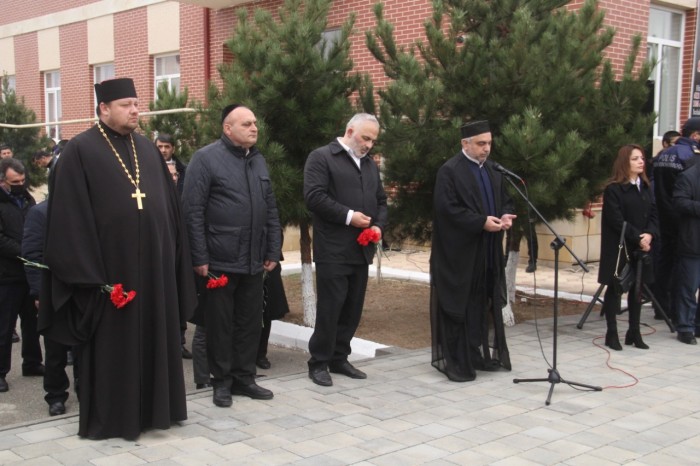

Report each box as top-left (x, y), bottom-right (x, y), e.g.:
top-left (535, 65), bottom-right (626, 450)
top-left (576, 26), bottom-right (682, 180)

top-left (460, 120), bottom-right (490, 139)
top-left (221, 104), bottom-right (241, 124)
top-left (94, 78), bottom-right (137, 104)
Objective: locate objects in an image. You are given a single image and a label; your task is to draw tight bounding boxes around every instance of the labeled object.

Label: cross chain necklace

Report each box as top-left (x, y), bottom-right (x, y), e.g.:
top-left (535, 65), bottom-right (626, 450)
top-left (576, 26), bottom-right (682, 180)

top-left (98, 122), bottom-right (146, 210)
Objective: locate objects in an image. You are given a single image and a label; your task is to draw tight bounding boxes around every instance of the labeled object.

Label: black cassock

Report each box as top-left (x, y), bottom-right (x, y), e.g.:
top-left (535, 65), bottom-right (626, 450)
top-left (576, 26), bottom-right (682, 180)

top-left (39, 123), bottom-right (197, 440)
top-left (430, 154), bottom-right (513, 382)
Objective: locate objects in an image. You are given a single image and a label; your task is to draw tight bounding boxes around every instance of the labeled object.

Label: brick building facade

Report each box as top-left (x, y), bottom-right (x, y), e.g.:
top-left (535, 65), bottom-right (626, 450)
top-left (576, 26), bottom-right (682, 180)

top-left (0, 0), bottom-right (696, 145)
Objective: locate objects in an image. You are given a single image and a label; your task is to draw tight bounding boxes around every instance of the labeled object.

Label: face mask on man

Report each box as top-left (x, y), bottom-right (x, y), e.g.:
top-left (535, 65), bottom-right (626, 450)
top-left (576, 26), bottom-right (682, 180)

top-left (9, 184), bottom-right (26, 195)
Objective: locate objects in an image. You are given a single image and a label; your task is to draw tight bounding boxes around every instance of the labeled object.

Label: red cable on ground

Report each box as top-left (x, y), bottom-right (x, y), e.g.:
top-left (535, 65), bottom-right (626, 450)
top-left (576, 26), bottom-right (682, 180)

top-left (592, 322), bottom-right (657, 389)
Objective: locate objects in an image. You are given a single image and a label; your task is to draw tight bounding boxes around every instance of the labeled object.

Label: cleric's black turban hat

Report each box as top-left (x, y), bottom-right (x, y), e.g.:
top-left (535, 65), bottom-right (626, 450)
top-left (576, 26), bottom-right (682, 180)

top-left (94, 78), bottom-right (137, 104)
top-left (460, 120), bottom-right (490, 139)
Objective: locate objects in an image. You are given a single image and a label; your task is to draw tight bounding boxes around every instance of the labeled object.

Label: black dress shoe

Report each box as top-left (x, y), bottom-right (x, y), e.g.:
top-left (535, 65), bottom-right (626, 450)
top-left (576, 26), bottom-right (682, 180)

top-left (309, 367), bottom-right (333, 386)
top-left (22, 364), bottom-right (45, 377)
top-left (256, 356), bottom-right (271, 369)
top-left (0, 377), bottom-right (8, 392)
top-left (231, 383), bottom-right (274, 400)
top-left (678, 332), bottom-right (698, 345)
top-left (213, 386), bottom-right (232, 407)
top-left (329, 361), bottom-right (367, 379)
top-left (525, 262), bottom-right (537, 273)
top-left (196, 383), bottom-right (212, 390)
top-left (181, 346), bottom-right (193, 359)
top-left (48, 401), bottom-right (66, 416)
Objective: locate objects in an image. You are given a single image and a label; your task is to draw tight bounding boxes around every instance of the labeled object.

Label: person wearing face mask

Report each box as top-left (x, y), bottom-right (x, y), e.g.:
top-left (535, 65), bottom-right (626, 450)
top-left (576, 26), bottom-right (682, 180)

top-left (0, 158), bottom-right (44, 393)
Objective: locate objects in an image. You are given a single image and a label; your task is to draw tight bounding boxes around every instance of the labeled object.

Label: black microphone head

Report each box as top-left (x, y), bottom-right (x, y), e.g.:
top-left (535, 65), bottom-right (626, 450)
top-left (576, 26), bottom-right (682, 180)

top-left (491, 161), bottom-right (506, 173)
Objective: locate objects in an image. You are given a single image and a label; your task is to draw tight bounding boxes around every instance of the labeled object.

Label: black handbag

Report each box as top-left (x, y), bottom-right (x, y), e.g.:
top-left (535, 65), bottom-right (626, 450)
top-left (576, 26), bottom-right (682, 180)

top-left (613, 221), bottom-right (634, 295)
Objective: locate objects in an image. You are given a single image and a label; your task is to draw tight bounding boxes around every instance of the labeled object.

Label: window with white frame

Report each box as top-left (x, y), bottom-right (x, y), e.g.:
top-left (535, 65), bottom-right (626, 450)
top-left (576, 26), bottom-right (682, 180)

top-left (648, 7), bottom-right (683, 138)
top-left (317, 29), bottom-right (342, 60)
top-left (1, 75), bottom-right (15, 102)
top-left (44, 71), bottom-right (61, 141)
top-left (154, 54), bottom-right (180, 99)
top-left (94, 63), bottom-right (115, 107)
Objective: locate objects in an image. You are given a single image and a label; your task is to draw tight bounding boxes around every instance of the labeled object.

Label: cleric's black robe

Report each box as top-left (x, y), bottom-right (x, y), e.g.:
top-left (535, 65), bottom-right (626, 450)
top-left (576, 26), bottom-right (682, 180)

top-left (430, 154), bottom-right (513, 382)
top-left (39, 123), bottom-right (197, 440)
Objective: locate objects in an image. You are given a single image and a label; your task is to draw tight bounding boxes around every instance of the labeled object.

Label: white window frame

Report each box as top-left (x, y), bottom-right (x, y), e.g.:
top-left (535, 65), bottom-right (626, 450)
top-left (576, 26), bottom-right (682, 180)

top-left (44, 70), bottom-right (61, 141)
top-left (154, 54), bottom-right (180, 99)
top-left (648, 6), bottom-right (684, 139)
top-left (93, 63), bottom-right (116, 107)
top-left (317, 29), bottom-right (342, 60)
top-left (1, 75), bottom-right (15, 102)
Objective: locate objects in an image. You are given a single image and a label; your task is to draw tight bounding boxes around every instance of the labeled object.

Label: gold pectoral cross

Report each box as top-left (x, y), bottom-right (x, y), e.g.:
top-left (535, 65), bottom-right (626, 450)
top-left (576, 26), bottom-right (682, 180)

top-left (132, 187), bottom-right (146, 210)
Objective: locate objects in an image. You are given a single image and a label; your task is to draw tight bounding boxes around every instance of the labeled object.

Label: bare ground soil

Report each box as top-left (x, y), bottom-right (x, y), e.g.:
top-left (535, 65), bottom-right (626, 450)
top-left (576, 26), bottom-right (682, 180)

top-left (281, 275), bottom-right (594, 349)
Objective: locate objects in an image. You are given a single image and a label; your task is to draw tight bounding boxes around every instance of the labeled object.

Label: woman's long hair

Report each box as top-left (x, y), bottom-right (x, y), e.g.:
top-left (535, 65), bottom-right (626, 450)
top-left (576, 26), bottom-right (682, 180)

top-left (603, 144), bottom-right (650, 189)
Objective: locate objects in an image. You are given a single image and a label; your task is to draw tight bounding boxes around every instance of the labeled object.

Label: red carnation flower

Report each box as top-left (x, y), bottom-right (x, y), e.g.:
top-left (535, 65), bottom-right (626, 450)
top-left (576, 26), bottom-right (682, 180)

top-left (357, 228), bottom-right (381, 246)
top-left (207, 272), bottom-right (229, 289)
top-left (102, 283), bottom-right (137, 309)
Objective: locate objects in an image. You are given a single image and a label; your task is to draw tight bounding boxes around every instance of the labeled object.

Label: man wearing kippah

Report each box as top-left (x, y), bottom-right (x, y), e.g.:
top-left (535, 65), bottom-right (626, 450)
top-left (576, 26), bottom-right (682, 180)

top-left (430, 120), bottom-right (516, 382)
top-left (183, 104), bottom-right (281, 408)
top-left (40, 78), bottom-right (197, 440)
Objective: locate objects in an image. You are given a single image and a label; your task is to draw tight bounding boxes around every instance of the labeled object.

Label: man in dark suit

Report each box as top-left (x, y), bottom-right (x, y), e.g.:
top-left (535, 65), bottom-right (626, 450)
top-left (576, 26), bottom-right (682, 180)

top-left (303, 113), bottom-right (388, 387)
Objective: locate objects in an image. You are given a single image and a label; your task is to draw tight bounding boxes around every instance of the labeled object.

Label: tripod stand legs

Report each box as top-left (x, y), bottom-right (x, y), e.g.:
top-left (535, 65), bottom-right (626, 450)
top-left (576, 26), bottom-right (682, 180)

top-left (577, 284), bottom-right (605, 329)
top-left (577, 283), bottom-right (675, 333)
top-left (514, 369), bottom-right (602, 405)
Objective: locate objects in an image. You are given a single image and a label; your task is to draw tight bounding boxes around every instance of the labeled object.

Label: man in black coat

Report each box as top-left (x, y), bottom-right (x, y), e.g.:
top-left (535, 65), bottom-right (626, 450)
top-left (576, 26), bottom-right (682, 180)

top-left (672, 162), bottom-right (700, 344)
top-left (304, 113), bottom-right (388, 387)
top-left (41, 78), bottom-right (197, 440)
top-left (183, 104), bottom-right (281, 408)
top-left (22, 200), bottom-right (77, 415)
top-left (0, 158), bottom-right (44, 393)
top-left (430, 121), bottom-right (516, 382)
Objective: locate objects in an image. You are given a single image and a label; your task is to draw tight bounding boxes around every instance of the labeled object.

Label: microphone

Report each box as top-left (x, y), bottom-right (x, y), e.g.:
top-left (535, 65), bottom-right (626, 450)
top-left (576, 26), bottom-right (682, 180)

top-left (491, 162), bottom-right (523, 181)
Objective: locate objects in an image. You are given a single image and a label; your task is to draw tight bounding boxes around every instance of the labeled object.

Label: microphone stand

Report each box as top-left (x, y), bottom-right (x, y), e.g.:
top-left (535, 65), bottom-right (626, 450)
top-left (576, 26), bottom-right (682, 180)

top-left (503, 173), bottom-right (602, 405)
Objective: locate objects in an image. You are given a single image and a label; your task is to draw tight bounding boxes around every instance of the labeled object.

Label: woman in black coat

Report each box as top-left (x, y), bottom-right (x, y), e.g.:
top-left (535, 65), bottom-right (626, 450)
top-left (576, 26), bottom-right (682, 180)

top-left (598, 144), bottom-right (659, 350)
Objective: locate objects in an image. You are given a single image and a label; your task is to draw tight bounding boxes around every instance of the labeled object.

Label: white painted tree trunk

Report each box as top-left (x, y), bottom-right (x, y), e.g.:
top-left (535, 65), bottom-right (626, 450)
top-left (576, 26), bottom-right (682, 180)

top-left (502, 250), bottom-right (520, 326)
top-left (301, 262), bottom-right (317, 327)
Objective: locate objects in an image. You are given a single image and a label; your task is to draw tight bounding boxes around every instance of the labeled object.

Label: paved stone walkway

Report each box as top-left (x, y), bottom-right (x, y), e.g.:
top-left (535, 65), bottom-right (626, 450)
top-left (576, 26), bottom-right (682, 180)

top-left (2, 252), bottom-right (699, 464)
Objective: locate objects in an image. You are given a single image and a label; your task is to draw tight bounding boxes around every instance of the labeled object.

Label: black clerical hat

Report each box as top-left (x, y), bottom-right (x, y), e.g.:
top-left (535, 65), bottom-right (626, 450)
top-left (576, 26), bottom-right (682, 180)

top-left (460, 120), bottom-right (490, 139)
top-left (94, 78), bottom-right (137, 104)
top-left (221, 104), bottom-right (241, 124)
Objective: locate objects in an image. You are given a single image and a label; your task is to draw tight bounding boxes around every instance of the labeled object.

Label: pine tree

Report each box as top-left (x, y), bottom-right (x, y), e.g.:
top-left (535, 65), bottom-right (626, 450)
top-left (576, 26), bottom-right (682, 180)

top-left (140, 82), bottom-right (203, 163)
top-left (0, 76), bottom-right (53, 187)
top-left (367, 0), bottom-right (654, 248)
top-left (206, 0), bottom-right (364, 324)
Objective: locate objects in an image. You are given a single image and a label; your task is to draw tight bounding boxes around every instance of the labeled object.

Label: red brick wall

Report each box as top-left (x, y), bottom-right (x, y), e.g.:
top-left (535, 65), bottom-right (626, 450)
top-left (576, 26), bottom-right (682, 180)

top-left (13, 33), bottom-right (42, 124)
top-left (180, 3), bottom-right (208, 104)
top-left (202, 0), bottom-right (430, 93)
top-left (59, 22), bottom-right (92, 138)
top-left (599, 0), bottom-right (650, 75)
top-left (114, 8), bottom-right (152, 117)
top-left (681, 9), bottom-right (698, 122)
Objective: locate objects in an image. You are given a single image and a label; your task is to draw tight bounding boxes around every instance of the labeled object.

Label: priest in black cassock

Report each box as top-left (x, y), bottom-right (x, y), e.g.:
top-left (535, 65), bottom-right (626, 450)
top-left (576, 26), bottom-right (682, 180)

top-left (39, 78), bottom-right (197, 440)
top-left (430, 120), bottom-right (516, 382)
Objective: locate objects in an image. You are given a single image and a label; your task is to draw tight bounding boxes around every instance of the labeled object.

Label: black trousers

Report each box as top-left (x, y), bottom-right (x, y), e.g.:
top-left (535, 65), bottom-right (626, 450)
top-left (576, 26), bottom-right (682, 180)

top-left (308, 263), bottom-right (368, 369)
top-left (44, 338), bottom-right (78, 404)
top-left (0, 282), bottom-right (42, 377)
top-left (205, 271), bottom-right (263, 388)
